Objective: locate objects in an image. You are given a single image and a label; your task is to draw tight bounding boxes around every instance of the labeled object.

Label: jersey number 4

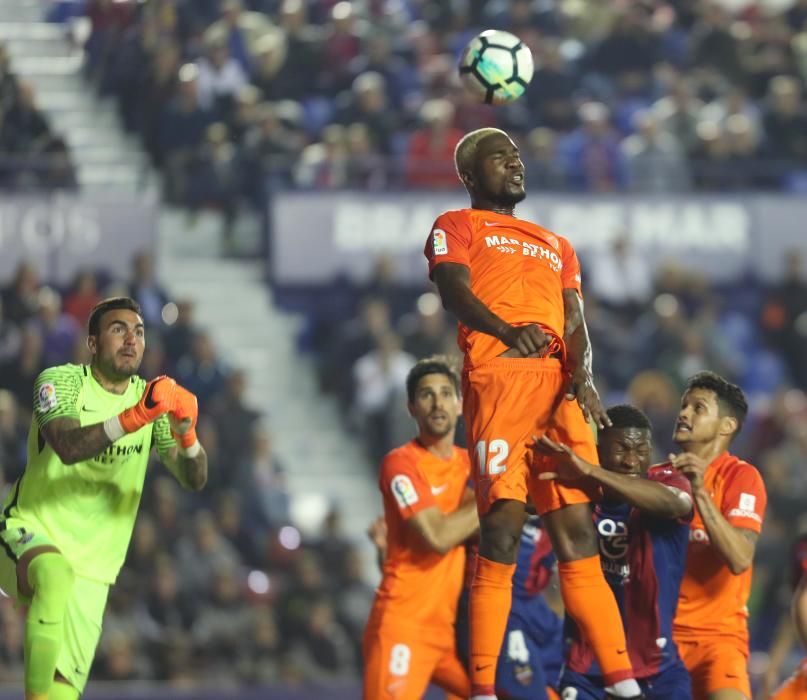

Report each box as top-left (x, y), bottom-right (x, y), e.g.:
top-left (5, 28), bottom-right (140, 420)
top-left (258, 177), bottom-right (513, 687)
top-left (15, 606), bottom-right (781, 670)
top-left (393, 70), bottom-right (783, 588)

top-left (476, 439), bottom-right (509, 476)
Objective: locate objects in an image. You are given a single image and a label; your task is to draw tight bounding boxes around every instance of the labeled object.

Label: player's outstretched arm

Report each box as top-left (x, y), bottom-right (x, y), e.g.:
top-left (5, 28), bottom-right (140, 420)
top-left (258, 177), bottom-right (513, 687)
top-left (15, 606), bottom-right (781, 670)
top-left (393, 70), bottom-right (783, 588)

top-left (670, 452), bottom-right (758, 575)
top-left (42, 375), bottom-right (179, 465)
top-left (562, 289), bottom-right (610, 429)
top-left (433, 262), bottom-right (549, 355)
top-left (407, 490), bottom-right (479, 555)
top-left (536, 436), bottom-right (692, 519)
top-left (157, 384), bottom-right (207, 491)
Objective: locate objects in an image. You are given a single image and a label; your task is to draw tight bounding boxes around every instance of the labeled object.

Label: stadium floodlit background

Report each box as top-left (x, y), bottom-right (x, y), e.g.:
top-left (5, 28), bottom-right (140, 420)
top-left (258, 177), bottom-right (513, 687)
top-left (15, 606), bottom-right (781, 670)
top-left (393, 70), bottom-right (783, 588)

top-left (0, 0), bottom-right (806, 697)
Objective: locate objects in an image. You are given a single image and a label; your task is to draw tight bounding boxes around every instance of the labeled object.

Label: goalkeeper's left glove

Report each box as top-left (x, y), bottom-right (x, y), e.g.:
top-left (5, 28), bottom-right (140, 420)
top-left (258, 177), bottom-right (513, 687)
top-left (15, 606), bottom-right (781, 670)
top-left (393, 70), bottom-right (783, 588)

top-left (169, 385), bottom-right (200, 457)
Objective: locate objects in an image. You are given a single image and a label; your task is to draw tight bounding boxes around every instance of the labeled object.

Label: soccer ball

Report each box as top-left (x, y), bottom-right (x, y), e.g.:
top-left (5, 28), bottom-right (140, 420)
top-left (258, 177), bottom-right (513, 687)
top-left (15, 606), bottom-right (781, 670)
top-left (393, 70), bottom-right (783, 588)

top-left (459, 30), bottom-right (534, 105)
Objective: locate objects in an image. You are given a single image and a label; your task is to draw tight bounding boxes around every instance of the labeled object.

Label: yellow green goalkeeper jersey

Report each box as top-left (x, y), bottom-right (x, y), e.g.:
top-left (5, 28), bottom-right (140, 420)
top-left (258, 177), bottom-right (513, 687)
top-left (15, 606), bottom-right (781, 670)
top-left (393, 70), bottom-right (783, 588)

top-left (0, 363), bottom-right (175, 584)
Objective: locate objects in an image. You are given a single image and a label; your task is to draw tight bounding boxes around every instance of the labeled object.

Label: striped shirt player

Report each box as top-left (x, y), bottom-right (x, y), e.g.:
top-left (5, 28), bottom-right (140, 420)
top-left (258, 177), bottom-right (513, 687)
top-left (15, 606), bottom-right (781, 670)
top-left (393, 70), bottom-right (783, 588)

top-left (560, 465), bottom-right (693, 699)
top-left (533, 404), bottom-right (694, 700)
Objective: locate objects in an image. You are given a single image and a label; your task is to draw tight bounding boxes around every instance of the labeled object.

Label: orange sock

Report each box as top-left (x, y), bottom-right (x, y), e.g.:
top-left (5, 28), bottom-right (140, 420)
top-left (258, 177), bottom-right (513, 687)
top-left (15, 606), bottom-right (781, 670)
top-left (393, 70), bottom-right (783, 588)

top-left (469, 556), bottom-right (516, 694)
top-left (558, 554), bottom-right (634, 686)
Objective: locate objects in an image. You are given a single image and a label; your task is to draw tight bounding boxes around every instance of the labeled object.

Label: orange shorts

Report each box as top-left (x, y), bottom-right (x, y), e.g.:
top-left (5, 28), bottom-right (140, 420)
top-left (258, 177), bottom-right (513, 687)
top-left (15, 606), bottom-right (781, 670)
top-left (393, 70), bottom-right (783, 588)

top-left (676, 635), bottom-right (750, 699)
top-left (771, 658), bottom-right (807, 700)
top-left (363, 621), bottom-right (470, 700)
top-left (462, 357), bottom-right (600, 516)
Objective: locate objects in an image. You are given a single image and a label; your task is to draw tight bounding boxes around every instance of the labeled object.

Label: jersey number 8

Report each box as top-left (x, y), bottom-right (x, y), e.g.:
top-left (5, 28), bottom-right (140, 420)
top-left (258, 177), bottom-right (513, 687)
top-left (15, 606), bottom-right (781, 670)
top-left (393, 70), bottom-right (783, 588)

top-left (388, 643), bottom-right (411, 676)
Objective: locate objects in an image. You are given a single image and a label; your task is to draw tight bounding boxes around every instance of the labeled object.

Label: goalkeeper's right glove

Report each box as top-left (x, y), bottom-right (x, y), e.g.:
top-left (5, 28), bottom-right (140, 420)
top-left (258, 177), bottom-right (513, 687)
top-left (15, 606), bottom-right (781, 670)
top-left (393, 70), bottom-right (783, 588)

top-left (103, 376), bottom-right (178, 442)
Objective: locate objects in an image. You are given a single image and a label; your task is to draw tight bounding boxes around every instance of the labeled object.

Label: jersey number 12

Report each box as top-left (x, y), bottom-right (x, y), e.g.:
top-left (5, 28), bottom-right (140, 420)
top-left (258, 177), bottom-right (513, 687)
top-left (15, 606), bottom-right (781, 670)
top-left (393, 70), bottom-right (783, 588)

top-left (476, 439), bottom-right (509, 476)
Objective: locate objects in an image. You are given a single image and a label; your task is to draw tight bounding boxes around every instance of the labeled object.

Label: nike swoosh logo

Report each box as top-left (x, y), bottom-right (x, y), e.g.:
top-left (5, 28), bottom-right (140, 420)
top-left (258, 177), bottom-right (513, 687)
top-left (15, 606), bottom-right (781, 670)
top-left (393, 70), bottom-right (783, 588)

top-left (431, 484), bottom-right (448, 495)
top-left (144, 380), bottom-right (159, 410)
top-left (474, 663), bottom-right (493, 671)
top-left (483, 221), bottom-right (502, 227)
top-left (38, 619), bottom-right (60, 625)
top-left (81, 406), bottom-right (98, 412)
top-left (74, 667), bottom-right (85, 675)
top-left (616, 649), bottom-right (627, 654)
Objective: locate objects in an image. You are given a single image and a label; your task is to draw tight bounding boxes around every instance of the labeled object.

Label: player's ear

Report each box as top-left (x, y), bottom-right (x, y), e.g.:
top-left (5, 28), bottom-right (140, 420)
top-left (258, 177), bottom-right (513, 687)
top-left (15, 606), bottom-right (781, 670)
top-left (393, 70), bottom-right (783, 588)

top-left (86, 334), bottom-right (97, 355)
top-left (406, 401), bottom-right (416, 418)
top-left (719, 415), bottom-right (738, 439)
top-left (459, 169), bottom-right (474, 190)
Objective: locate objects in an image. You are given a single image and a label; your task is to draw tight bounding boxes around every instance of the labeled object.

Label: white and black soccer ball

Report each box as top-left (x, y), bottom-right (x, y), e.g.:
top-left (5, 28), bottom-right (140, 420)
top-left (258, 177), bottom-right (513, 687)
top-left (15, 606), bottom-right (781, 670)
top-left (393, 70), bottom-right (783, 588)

top-left (458, 30), bottom-right (534, 105)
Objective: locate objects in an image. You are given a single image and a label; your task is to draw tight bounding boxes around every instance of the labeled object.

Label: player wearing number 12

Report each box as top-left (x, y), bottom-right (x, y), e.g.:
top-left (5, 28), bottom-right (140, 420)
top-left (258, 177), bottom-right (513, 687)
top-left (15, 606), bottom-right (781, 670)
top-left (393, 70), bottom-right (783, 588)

top-left (0, 297), bottom-right (207, 700)
top-left (425, 128), bottom-right (639, 700)
top-left (363, 357), bottom-right (478, 699)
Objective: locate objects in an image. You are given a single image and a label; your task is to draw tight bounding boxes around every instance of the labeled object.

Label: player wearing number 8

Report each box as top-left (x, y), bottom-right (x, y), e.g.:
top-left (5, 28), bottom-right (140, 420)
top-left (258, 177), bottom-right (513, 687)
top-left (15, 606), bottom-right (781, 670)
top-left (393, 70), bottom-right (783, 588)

top-left (426, 128), bottom-right (639, 700)
top-left (362, 358), bottom-right (478, 699)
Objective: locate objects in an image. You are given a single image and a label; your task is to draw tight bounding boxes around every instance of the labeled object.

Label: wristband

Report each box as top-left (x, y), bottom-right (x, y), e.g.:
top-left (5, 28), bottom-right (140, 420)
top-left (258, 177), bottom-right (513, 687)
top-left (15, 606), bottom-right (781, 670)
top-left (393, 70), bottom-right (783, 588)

top-left (179, 439), bottom-right (201, 458)
top-left (103, 415), bottom-right (126, 442)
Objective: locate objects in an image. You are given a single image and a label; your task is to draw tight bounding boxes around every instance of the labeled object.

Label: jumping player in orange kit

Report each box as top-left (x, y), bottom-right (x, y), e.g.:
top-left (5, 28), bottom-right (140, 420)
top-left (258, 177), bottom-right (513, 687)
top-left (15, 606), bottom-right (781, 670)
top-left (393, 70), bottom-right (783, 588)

top-left (425, 128), bottom-right (639, 700)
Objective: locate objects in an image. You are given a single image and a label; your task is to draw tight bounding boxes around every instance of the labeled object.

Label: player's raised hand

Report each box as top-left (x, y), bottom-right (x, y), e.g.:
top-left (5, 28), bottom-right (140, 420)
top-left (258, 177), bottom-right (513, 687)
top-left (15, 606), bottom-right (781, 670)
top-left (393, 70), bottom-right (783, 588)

top-left (565, 370), bottom-right (611, 429)
top-left (499, 323), bottom-right (550, 357)
top-left (119, 376), bottom-right (178, 434)
top-left (669, 452), bottom-right (708, 491)
top-left (531, 434), bottom-right (594, 481)
top-left (169, 385), bottom-right (199, 449)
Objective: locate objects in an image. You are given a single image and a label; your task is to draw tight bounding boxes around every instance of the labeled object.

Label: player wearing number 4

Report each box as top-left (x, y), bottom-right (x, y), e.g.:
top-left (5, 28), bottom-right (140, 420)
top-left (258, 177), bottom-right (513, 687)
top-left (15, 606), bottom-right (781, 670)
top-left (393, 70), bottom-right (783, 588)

top-left (536, 405), bottom-right (694, 700)
top-left (363, 357), bottom-right (478, 700)
top-left (0, 297), bottom-right (207, 700)
top-left (425, 128), bottom-right (640, 700)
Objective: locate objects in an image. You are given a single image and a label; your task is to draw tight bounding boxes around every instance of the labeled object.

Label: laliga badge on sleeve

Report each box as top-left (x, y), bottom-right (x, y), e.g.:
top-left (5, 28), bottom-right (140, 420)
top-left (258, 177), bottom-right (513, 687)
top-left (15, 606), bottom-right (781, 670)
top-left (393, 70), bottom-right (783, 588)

top-left (391, 475), bottom-right (419, 508)
top-left (38, 383), bottom-right (58, 412)
top-left (432, 228), bottom-right (448, 256)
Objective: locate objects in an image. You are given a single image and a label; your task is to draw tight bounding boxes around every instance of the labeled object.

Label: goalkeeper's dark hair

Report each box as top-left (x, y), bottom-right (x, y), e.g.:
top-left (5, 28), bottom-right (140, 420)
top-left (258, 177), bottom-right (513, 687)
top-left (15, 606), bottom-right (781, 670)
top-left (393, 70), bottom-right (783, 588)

top-left (88, 297), bottom-right (143, 336)
top-left (406, 356), bottom-right (460, 403)
top-left (602, 405), bottom-right (653, 433)
top-left (685, 371), bottom-right (748, 434)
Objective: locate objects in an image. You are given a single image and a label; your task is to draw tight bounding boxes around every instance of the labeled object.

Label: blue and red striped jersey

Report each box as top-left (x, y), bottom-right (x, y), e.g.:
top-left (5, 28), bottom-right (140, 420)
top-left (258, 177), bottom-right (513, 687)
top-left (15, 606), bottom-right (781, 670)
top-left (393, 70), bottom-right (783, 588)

top-left (565, 465), bottom-right (693, 679)
top-left (513, 515), bottom-right (556, 599)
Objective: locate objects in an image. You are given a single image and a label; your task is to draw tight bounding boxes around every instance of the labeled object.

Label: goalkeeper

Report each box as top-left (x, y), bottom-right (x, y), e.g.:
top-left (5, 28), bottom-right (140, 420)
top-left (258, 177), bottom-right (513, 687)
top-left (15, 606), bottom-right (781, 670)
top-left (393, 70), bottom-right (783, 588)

top-left (0, 296), bottom-right (207, 700)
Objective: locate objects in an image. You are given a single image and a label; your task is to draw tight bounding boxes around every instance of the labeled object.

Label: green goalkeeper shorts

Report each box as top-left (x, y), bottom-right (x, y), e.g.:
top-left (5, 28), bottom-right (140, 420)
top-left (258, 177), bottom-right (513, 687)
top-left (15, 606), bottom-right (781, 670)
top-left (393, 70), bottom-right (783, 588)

top-left (0, 523), bottom-right (110, 693)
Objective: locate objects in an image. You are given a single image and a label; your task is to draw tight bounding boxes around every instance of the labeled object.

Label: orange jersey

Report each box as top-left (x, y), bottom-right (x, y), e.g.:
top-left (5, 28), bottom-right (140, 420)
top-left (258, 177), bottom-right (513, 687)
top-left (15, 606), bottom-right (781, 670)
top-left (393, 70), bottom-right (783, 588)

top-left (369, 440), bottom-right (472, 633)
top-left (674, 451), bottom-right (767, 643)
top-left (424, 208), bottom-right (583, 368)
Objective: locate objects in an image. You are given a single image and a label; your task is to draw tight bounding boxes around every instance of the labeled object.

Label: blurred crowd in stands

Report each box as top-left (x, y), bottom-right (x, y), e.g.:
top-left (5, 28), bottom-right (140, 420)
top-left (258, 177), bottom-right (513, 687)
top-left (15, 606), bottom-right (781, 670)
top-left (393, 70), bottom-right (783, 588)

top-left (59, 0), bottom-right (807, 213)
top-left (0, 43), bottom-right (77, 190)
top-left (0, 256), bottom-right (372, 686)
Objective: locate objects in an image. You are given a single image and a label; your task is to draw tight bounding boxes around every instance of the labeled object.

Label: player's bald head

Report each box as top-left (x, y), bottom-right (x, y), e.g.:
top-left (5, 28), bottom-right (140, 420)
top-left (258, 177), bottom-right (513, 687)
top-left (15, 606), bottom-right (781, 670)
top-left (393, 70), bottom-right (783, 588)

top-left (454, 127), bottom-right (510, 183)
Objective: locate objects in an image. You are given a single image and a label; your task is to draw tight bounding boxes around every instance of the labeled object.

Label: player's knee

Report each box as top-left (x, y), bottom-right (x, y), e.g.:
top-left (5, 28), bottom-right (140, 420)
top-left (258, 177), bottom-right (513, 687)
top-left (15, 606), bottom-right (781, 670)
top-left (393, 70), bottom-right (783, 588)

top-left (27, 552), bottom-right (75, 606)
top-left (480, 509), bottom-right (524, 562)
top-left (544, 504), bottom-right (598, 562)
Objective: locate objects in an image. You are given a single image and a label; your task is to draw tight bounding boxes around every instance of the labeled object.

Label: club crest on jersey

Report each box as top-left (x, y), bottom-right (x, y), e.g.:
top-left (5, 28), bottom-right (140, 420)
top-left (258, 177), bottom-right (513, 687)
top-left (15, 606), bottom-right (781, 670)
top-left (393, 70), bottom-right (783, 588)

top-left (391, 475), bottom-right (419, 508)
top-left (432, 228), bottom-right (448, 255)
top-left (38, 383), bottom-right (57, 412)
top-left (484, 235), bottom-right (563, 271)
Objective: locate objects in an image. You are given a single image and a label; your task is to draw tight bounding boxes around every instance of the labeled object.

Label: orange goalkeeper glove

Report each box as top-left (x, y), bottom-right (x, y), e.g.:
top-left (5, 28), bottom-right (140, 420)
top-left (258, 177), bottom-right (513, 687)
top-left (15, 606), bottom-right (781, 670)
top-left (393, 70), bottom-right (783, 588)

top-left (169, 385), bottom-right (199, 454)
top-left (105, 376), bottom-right (178, 442)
